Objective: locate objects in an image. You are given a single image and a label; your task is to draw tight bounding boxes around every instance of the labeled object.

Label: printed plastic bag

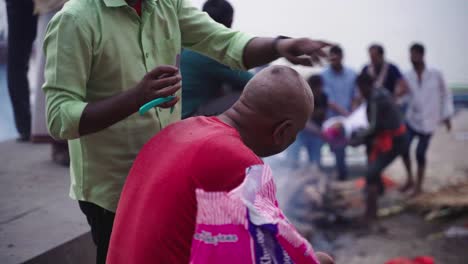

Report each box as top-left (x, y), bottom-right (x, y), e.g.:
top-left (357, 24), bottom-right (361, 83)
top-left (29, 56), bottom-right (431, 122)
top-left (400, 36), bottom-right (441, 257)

top-left (190, 164), bottom-right (319, 264)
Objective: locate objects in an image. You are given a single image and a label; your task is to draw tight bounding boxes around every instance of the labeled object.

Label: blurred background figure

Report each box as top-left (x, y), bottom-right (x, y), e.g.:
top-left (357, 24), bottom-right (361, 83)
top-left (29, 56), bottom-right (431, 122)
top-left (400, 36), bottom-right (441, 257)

top-left (400, 43), bottom-right (454, 195)
top-left (180, 0), bottom-right (253, 119)
top-left (321, 45), bottom-right (358, 180)
top-left (287, 74), bottom-right (328, 169)
top-left (362, 44), bottom-right (408, 100)
top-left (5, 0), bottom-right (37, 142)
top-left (354, 73), bottom-right (408, 223)
top-left (3, 0), bottom-right (69, 165)
top-left (31, 0), bottom-right (69, 166)
top-left (363, 43), bottom-right (413, 190)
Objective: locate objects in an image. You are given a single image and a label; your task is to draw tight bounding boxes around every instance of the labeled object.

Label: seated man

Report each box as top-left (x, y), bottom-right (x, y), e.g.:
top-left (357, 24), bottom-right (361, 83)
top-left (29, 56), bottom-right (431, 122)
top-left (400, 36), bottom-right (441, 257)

top-left (353, 73), bottom-right (408, 222)
top-left (107, 66), bottom-right (333, 264)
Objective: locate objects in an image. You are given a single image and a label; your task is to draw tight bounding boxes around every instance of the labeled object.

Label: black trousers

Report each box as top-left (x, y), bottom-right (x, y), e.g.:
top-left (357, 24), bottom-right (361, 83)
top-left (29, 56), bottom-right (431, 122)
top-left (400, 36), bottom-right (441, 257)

top-left (6, 0), bottom-right (37, 138)
top-left (79, 201), bottom-right (116, 264)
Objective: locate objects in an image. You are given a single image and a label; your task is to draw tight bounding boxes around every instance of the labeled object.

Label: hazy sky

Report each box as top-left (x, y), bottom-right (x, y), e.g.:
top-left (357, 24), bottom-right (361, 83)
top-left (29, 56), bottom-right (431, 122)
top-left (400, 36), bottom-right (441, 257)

top-left (191, 0), bottom-right (468, 86)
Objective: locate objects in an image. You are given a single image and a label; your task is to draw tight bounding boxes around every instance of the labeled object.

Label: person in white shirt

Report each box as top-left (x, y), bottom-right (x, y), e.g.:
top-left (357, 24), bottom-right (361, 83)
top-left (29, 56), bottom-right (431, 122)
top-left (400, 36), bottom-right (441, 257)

top-left (400, 43), bottom-right (454, 195)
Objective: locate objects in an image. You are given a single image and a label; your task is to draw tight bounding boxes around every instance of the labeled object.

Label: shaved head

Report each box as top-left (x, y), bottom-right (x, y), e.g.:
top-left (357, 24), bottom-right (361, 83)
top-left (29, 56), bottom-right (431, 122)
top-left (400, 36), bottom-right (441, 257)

top-left (241, 66), bottom-right (313, 120)
top-left (219, 65), bottom-right (314, 157)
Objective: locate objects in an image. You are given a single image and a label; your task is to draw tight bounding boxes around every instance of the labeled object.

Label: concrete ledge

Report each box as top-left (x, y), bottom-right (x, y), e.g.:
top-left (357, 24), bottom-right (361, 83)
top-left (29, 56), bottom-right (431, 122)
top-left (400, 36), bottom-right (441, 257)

top-left (23, 233), bottom-right (95, 264)
top-left (0, 141), bottom-right (90, 264)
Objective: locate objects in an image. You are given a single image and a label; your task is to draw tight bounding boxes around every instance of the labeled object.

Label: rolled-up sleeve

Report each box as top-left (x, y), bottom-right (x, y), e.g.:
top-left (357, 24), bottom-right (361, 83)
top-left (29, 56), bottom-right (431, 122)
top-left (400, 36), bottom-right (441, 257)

top-left (42, 11), bottom-right (91, 140)
top-left (177, 0), bottom-right (253, 70)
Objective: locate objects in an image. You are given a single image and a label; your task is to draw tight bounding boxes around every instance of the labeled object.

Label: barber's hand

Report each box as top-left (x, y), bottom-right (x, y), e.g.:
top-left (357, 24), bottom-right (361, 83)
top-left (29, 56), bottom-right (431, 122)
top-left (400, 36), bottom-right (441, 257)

top-left (444, 119), bottom-right (452, 131)
top-left (134, 65), bottom-right (181, 109)
top-left (276, 38), bottom-right (331, 66)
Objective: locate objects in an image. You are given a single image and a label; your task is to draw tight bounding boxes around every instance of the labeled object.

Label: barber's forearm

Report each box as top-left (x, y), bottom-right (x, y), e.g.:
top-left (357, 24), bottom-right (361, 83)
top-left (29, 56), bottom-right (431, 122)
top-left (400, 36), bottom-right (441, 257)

top-left (79, 66), bottom-right (181, 136)
top-left (78, 88), bottom-right (139, 136)
top-left (243, 37), bottom-right (279, 69)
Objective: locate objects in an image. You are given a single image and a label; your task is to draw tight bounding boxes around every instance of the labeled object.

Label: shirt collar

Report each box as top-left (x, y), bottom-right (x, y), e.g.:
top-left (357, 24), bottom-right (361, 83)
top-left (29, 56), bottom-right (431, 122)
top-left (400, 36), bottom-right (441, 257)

top-left (326, 65), bottom-right (346, 76)
top-left (412, 67), bottom-right (429, 77)
top-left (103, 0), bottom-right (157, 8)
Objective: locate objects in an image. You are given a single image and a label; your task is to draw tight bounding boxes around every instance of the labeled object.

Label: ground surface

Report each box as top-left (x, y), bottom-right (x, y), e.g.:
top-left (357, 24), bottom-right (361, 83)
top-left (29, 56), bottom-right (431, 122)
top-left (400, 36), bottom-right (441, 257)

top-left (267, 110), bottom-right (468, 264)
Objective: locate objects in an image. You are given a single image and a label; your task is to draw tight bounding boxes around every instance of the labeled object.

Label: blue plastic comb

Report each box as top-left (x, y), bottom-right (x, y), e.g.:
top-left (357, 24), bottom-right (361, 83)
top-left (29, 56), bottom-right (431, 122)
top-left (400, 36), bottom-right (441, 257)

top-left (138, 96), bottom-right (176, 116)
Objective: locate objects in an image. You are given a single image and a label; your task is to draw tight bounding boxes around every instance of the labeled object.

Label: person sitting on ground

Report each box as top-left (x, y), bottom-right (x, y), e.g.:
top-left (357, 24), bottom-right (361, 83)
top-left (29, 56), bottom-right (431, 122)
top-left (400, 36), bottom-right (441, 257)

top-left (353, 73), bottom-right (409, 223)
top-left (107, 66), bottom-right (334, 264)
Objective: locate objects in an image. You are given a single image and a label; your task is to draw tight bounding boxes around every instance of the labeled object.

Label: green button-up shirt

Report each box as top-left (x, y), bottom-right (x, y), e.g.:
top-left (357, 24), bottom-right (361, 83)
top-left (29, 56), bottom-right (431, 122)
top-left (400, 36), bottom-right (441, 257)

top-left (43, 0), bottom-right (252, 211)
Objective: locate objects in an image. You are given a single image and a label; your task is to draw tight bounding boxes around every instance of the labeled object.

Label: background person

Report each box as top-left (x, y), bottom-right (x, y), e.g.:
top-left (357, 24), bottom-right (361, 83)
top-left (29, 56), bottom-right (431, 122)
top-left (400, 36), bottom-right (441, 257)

top-left (180, 0), bottom-right (253, 119)
top-left (400, 43), bottom-right (454, 195)
top-left (354, 73), bottom-right (408, 223)
top-left (31, 0), bottom-right (69, 165)
top-left (5, 0), bottom-right (37, 142)
top-left (361, 44), bottom-right (408, 99)
top-left (321, 45), bottom-right (358, 180)
top-left (287, 74), bottom-right (328, 169)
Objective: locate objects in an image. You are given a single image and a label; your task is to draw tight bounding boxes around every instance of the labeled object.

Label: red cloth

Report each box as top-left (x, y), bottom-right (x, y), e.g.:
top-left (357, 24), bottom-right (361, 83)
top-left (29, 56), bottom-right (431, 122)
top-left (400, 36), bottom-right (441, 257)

top-left (412, 256), bottom-right (434, 264)
top-left (384, 258), bottom-right (414, 264)
top-left (385, 256), bottom-right (434, 264)
top-left (355, 174), bottom-right (397, 189)
top-left (132, 0), bottom-right (142, 16)
top-left (370, 124), bottom-right (406, 161)
top-left (107, 117), bottom-right (263, 264)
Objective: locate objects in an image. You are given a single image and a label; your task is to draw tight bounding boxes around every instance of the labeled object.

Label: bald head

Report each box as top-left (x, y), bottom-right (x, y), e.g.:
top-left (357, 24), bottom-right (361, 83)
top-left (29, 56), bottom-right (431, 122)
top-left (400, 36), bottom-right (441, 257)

top-left (240, 65), bottom-right (314, 122)
top-left (220, 65), bottom-right (314, 157)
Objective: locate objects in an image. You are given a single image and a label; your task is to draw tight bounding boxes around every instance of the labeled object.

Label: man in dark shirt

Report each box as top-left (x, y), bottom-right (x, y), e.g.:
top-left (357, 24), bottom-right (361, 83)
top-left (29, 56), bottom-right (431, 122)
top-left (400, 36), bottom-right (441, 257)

top-left (354, 73), bottom-right (408, 222)
top-left (287, 74), bottom-right (328, 168)
top-left (361, 44), bottom-right (407, 97)
top-left (310, 75), bottom-right (328, 127)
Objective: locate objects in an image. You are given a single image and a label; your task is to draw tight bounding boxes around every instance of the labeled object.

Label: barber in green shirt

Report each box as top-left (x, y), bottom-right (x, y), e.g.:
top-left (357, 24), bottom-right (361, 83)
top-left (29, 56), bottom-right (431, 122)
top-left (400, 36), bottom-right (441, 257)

top-left (43, 0), bottom-right (330, 262)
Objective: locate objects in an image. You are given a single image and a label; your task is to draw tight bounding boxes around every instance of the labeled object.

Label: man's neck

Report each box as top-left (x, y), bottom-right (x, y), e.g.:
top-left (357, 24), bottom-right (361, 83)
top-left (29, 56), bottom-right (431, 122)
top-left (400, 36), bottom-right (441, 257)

top-left (331, 64), bottom-right (343, 73)
top-left (218, 107), bottom-right (261, 157)
top-left (373, 62), bottom-right (383, 73)
top-left (414, 63), bottom-right (425, 74)
top-left (218, 110), bottom-right (241, 133)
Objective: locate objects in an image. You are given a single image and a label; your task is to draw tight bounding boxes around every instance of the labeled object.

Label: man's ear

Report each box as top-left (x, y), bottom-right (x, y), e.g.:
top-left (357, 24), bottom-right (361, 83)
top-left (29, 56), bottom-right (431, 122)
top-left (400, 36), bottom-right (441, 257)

top-left (272, 119), bottom-right (294, 146)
